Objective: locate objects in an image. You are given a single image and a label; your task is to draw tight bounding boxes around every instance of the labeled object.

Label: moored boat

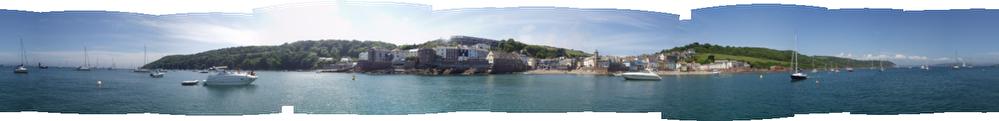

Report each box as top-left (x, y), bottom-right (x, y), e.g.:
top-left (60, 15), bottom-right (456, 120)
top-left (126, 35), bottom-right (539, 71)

top-left (14, 65), bottom-right (28, 74)
top-left (789, 35), bottom-right (807, 81)
top-left (14, 39), bottom-right (29, 74)
top-left (149, 70), bottom-right (165, 78)
top-left (622, 71), bottom-right (661, 80)
top-left (181, 80), bottom-right (200, 86)
top-left (203, 66), bottom-right (257, 86)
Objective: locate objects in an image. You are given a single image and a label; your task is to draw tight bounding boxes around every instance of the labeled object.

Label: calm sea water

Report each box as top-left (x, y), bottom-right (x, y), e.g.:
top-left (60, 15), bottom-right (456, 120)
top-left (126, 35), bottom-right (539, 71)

top-left (2, 67), bottom-right (999, 120)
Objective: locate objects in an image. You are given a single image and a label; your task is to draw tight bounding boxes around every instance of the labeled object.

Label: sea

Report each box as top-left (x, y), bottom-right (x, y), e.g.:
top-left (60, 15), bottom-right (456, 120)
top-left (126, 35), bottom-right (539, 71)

top-left (2, 67), bottom-right (998, 120)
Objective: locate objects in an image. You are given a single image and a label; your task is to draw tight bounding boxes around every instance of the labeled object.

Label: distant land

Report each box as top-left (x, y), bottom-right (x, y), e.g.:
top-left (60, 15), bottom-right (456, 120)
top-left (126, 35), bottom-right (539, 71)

top-left (144, 36), bottom-right (889, 70)
top-left (143, 36), bottom-right (589, 70)
top-left (660, 43), bottom-right (894, 69)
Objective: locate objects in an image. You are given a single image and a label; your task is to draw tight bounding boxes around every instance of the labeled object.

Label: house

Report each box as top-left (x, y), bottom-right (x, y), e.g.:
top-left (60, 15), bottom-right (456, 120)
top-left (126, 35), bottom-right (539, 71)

top-left (487, 51), bottom-right (529, 73)
top-left (356, 48), bottom-right (393, 71)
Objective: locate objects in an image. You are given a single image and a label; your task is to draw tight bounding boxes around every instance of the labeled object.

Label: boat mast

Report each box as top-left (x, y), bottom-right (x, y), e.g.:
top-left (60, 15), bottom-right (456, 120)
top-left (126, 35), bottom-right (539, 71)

top-left (143, 44), bottom-right (147, 69)
top-left (84, 47), bottom-right (89, 67)
top-left (792, 35), bottom-right (798, 73)
top-left (20, 38), bottom-right (26, 66)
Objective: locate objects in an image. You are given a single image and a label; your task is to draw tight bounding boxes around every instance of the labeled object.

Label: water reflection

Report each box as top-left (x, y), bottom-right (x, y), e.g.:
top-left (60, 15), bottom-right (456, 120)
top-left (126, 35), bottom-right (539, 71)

top-left (204, 85), bottom-right (258, 97)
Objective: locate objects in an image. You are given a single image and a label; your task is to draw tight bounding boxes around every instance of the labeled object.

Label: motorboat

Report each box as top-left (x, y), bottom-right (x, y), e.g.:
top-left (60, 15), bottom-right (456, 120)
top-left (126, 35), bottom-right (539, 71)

top-left (149, 70), bottom-right (165, 78)
top-left (203, 67), bottom-right (257, 86)
top-left (181, 80), bottom-right (200, 86)
top-left (621, 71), bottom-right (661, 80)
top-left (38, 63), bottom-right (48, 69)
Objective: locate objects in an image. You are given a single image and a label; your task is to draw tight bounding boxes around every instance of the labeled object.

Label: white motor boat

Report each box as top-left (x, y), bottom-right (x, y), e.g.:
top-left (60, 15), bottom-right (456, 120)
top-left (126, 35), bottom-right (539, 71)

top-left (181, 80), bottom-right (200, 86)
top-left (621, 71), bottom-right (661, 80)
top-left (204, 69), bottom-right (257, 86)
top-left (149, 70), bottom-right (165, 78)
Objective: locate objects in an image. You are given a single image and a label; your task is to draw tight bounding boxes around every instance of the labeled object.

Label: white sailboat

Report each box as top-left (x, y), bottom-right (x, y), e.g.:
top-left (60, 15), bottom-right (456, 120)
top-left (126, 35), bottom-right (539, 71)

top-left (790, 36), bottom-right (807, 81)
top-left (76, 47), bottom-right (91, 71)
top-left (14, 39), bottom-right (28, 74)
top-left (134, 45), bottom-right (151, 72)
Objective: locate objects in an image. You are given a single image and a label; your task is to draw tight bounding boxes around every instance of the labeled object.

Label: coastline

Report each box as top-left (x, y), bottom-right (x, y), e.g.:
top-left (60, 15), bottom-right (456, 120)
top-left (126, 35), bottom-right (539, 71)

top-left (523, 70), bottom-right (745, 75)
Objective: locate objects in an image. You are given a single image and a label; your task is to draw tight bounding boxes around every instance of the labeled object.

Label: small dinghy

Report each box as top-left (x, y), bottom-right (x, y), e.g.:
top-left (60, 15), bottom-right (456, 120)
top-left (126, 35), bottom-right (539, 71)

top-left (181, 80), bottom-right (200, 86)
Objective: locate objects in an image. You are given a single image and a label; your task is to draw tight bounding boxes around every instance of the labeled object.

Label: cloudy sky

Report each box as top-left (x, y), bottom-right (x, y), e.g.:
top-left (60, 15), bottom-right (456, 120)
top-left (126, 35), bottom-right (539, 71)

top-left (2, 0), bottom-right (999, 68)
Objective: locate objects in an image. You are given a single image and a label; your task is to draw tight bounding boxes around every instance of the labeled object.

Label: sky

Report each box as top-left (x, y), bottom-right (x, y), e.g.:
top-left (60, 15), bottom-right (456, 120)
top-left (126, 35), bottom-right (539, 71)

top-left (2, 0), bottom-right (999, 68)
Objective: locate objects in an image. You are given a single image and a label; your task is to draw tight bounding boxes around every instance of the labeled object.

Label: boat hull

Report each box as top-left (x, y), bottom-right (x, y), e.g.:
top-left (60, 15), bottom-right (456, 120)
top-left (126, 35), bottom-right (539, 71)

top-left (150, 73), bottom-right (164, 78)
top-left (791, 75), bottom-right (808, 80)
top-left (14, 68), bottom-right (28, 73)
top-left (622, 72), bottom-right (662, 80)
top-left (204, 74), bottom-right (257, 86)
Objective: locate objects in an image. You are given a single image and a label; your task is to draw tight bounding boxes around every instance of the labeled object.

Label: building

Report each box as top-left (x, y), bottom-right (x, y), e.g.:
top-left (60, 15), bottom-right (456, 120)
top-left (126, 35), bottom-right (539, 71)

top-left (416, 48), bottom-right (438, 69)
top-left (356, 48), bottom-right (393, 71)
top-left (487, 51), bottom-right (529, 73)
top-left (696, 60), bottom-right (751, 71)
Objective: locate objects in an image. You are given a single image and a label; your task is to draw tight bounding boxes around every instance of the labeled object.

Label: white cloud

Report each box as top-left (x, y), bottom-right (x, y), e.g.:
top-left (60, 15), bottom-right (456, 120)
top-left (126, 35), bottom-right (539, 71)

top-left (141, 20), bottom-right (260, 46)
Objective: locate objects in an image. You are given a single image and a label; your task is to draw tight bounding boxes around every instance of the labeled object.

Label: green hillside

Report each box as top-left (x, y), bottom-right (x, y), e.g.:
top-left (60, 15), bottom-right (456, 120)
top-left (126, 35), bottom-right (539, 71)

top-left (400, 38), bottom-right (590, 59)
top-left (145, 40), bottom-right (397, 70)
top-left (665, 43), bottom-right (894, 69)
top-left (146, 37), bottom-right (589, 70)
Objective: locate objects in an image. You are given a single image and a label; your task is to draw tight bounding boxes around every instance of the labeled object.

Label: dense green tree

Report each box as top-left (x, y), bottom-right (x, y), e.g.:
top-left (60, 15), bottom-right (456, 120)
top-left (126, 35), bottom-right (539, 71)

top-left (660, 43), bottom-right (894, 69)
top-left (144, 40), bottom-right (396, 70)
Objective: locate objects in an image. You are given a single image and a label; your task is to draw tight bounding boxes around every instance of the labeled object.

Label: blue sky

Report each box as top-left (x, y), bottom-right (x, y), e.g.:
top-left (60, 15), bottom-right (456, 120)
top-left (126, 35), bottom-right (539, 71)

top-left (2, 1), bottom-right (999, 68)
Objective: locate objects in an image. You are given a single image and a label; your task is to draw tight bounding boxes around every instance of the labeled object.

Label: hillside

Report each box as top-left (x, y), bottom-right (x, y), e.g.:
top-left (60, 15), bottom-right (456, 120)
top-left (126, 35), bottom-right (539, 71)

top-left (145, 37), bottom-right (589, 70)
top-left (661, 43), bottom-right (894, 69)
top-left (399, 38), bottom-right (590, 59)
top-left (144, 40), bottom-right (397, 70)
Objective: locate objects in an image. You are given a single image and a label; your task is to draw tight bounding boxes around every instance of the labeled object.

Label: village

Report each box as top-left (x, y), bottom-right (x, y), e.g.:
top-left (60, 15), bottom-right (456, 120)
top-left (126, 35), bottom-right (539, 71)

top-left (317, 36), bottom-right (756, 75)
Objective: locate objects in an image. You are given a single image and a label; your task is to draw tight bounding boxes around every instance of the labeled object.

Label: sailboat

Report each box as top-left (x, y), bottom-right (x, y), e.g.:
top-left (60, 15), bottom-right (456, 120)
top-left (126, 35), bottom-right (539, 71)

top-left (790, 36), bottom-right (807, 81)
top-left (134, 45), bottom-right (150, 72)
top-left (920, 59), bottom-right (931, 70)
top-left (878, 58), bottom-right (886, 72)
top-left (14, 39), bottom-right (28, 74)
top-left (76, 47), bottom-right (91, 71)
top-left (108, 57), bottom-right (116, 70)
top-left (810, 60), bottom-right (818, 73)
